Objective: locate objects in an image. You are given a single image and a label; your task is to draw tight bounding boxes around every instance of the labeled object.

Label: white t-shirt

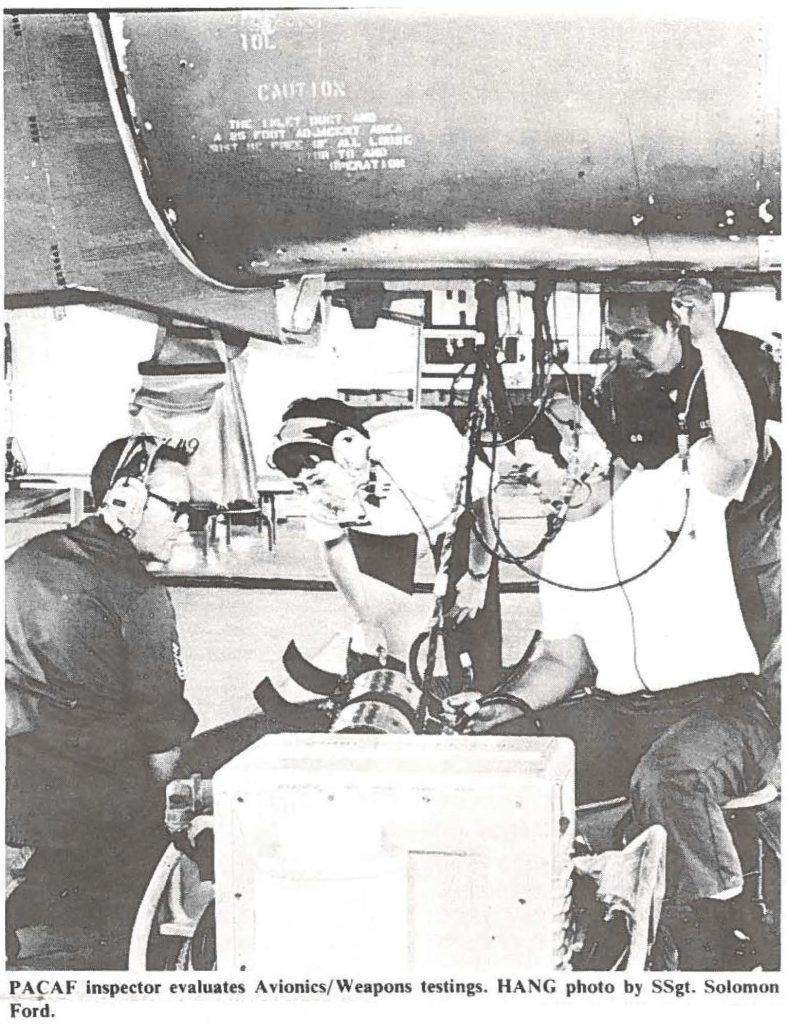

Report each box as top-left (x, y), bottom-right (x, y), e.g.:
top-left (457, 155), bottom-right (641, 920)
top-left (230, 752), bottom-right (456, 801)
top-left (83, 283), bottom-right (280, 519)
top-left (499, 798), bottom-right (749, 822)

top-left (306, 409), bottom-right (491, 553)
top-left (539, 439), bottom-right (759, 694)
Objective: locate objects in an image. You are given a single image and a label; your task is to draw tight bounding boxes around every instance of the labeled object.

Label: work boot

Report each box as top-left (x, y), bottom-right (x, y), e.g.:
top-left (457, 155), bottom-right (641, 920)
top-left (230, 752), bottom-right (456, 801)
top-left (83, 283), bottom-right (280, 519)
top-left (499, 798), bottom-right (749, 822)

top-left (656, 900), bottom-right (735, 971)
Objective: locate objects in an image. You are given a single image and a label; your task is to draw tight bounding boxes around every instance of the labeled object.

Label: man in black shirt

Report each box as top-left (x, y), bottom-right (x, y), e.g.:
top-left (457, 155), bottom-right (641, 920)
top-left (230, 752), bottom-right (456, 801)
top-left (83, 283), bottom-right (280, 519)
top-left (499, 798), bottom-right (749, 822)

top-left (6, 437), bottom-right (201, 967)
top-left (594, 280), bottom-right (780, 719)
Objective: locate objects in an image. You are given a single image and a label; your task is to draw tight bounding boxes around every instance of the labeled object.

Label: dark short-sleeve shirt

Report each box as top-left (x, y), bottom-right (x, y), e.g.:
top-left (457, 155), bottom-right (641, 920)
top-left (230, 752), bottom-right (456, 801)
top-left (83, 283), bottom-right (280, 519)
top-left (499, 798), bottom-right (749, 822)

top-left (590, 330), bottom-right (780, 571)
top-left (5, 516), bottom-right (198, 848)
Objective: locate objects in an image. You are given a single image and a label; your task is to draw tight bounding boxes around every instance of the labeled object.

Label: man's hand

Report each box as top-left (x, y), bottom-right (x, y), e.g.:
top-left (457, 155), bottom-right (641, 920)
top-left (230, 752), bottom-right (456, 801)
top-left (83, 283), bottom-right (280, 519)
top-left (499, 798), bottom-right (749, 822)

top-left (148, 746), bottom-right (182, 784)
top-left (303, 462), bottom-right (369, 527)
top-left (441, 690), bottom-right (482, 729)
top-left (349, 620), bottom-right (388, 664)
top-left (441, 691), bottom-right (523, 734)
top-left (672, 278), bottom-right (717, 347)
top-left (447, 571), bottom-right (489, 625)
top-left (672, 279), bottom-right (757, 493)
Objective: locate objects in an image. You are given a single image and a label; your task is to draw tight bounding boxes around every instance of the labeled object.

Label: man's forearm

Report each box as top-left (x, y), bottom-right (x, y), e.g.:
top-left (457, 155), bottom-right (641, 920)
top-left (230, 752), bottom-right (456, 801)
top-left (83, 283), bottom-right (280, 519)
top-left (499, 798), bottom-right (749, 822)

top-left (504, 653), bottom-right (582, 711)
top-left (697, 333), bottom-right (757, 464)
top-left (468, 496), bottom-right (495, 577)
top-left (323, 535), bottom-right (372, 621)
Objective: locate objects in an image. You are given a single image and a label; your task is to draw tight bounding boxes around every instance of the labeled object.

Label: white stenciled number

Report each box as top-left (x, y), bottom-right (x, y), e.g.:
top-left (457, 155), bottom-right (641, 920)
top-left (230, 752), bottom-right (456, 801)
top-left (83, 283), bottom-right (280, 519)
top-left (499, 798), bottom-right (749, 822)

top-left (240, 31), bottom-right (276, 52)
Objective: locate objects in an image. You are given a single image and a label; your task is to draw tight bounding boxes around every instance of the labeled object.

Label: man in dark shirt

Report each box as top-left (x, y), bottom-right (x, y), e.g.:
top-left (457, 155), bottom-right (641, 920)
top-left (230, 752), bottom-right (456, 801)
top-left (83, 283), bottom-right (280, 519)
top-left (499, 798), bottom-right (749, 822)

top-left (593, 281), bottom-right (780, 719)
top-left (450, 285), bottom-right (778, 968)
top-left (5, 437), bottom-right (199, 967)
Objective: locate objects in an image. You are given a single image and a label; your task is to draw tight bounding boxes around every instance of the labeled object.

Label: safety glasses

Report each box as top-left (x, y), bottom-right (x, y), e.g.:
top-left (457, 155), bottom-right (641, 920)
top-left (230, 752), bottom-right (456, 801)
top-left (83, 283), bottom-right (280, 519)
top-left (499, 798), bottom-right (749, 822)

top-left (147, 490), bottom-right (191, 526)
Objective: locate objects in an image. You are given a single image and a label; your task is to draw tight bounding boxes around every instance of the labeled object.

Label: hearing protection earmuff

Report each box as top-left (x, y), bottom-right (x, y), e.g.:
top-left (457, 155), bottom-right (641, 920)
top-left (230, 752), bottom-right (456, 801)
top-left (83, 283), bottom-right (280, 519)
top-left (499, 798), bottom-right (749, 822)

top-left (100, 435), bottom-right (167, 537)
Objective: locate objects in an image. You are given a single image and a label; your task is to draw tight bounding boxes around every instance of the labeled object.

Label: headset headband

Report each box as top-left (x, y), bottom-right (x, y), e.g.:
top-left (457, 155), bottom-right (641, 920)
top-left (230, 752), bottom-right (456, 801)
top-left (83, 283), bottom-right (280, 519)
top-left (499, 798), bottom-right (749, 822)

top-left (108, 434), bottom-right (168, 490)
top-left (269, 417), bottom-right (345, 468)
top-left (273, 417), bottom-right (342, 448)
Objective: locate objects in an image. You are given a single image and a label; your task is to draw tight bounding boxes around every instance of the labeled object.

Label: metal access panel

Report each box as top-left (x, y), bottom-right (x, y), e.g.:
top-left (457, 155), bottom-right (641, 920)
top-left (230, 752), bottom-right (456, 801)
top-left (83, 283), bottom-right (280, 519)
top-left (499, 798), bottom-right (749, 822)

top-left (213, 733), bottom-right (575, 973)
top-left (112, 10), bottom-right (779, 280)
top-left (4, 12), bottom-right (279, 337)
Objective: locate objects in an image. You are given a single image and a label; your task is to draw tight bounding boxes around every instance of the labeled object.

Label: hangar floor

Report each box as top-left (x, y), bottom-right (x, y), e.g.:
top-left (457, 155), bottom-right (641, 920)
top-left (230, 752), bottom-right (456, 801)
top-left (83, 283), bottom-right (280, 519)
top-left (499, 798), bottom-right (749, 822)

top-left (6, 492), bottom-right (540, 969)
top-left (7, 492), bottom-right (780, 974)
top-left (4, 491), bottom-right (542, 733)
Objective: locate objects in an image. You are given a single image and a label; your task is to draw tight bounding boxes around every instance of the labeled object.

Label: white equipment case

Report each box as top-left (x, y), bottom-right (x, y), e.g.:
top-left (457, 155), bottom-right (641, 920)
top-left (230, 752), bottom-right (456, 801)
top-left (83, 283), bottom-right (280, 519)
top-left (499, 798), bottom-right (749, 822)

top-left (213, 733), bottom-right (575, 972)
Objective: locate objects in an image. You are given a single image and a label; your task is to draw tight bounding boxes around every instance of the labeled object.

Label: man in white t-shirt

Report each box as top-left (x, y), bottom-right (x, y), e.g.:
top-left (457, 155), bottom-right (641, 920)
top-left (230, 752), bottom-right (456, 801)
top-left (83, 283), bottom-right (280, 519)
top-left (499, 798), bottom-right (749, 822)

top-left (449, 281), bottom-right (778, 970)
top-left (270, 398), bottom-right (501, 691)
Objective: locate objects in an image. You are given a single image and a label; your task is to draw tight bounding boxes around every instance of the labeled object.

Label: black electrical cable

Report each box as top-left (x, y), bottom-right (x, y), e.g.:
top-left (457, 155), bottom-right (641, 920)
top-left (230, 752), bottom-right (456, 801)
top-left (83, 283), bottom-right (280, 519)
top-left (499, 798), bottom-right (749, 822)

top-left (481, 344), bottom-right (560, 448)
top-left (477, 339), bottom-right (557, 449)
top-left (347, 281), bottom-right (709, 693)
top-left (401, 276), bottom-right (689, 700)
top-left (408, 630), bottom-right (432, 690)
top-left (411, 352), bottom-right (492, 697)
top-left (472, 284), bottom-right (725, 677)
top-left (483, 390), bottom-right (552, 448)
top-left (471, 286), bottom-right (585, 558)
top-left (410, 279), bottom-right (687, 689)
top-left (467, 403), bottom-right (692, 592)
top-left (484, 410), bottom-right (576, 564)
top-left (475, 355), bottom-right (590, 565)
top-left (481, 396), bottom-right (568, 563)
top-left (567, 478), bottom-right (593, 511)
top-left (498, 302), bottom-right (584, 509)
top-left (480, 282), bottom-right (574, 451)
top-left (470, 461), bottom-right (690, 592)
top-left (462, 284), bottom-right (694, 590)
top-left (365, 456), bottom-right (478, 693)
top-left (598, 351), bottom-right (703, 693)
top-left (595, 283), bottom-right (619, 427)
top-left (364, 461), bottom-right (447, 694)
top-left (448, 353), bottom-right (475, 410)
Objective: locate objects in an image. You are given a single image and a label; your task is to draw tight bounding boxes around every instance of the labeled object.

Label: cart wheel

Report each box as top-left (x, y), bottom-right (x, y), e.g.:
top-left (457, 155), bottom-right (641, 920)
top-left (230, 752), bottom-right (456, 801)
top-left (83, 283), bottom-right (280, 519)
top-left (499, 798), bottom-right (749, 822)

top-left (128, 816), bottom-right (215, 971)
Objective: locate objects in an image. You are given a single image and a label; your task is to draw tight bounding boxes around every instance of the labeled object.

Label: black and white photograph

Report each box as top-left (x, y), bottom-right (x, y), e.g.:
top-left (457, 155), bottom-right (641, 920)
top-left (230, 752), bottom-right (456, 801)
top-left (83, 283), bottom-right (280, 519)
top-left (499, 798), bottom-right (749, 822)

top-left (3, 0), bottom-right (782, 1014)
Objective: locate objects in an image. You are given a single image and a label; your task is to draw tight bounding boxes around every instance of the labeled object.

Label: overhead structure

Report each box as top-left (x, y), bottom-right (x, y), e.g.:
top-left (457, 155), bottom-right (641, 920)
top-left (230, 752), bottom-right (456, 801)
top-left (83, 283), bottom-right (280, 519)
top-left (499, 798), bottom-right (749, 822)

top-left (3, 12), bottom-right (278, 337)
top-left (109, 10), bottom-right (779, 281)
top-left (4, 9), bottom-right (780, 324)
